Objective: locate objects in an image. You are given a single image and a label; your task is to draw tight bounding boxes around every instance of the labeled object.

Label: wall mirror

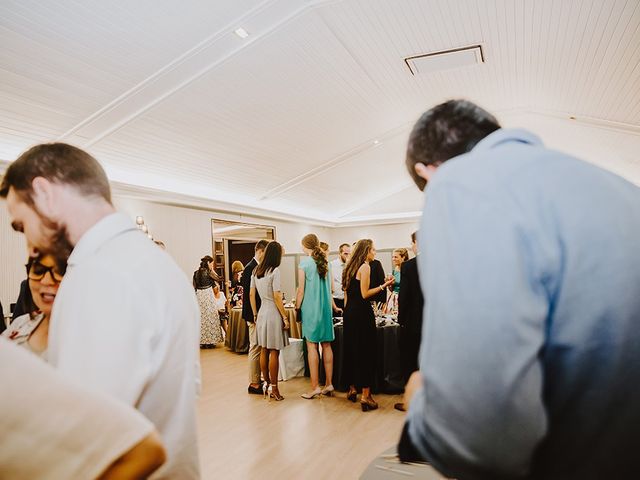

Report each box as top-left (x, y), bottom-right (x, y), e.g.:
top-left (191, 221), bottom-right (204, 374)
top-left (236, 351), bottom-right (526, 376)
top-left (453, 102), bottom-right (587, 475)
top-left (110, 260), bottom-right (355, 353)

top-left (211, 220), bottom-right (276, 288)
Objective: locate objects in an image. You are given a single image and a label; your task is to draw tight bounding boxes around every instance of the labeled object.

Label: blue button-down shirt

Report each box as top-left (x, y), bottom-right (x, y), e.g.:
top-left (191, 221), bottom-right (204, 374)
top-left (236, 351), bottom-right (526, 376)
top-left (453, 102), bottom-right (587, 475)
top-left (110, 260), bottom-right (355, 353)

top-left (407, 128), bottom-right (640, 479)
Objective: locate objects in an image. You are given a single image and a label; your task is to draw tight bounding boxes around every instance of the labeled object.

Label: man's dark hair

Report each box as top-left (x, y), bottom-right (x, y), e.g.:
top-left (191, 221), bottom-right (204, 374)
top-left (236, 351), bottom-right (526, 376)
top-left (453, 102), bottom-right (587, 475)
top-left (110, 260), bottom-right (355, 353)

top-left (255, 239), bottom-right (269, 252)
top-left (0, 143), bottom-right (112, 204)
top-left (406, 100), bottom-right (500, 190)
top-left (339, 243), bottom-right (350, 252)
top-left (411, 231), bottom-right (418, 243)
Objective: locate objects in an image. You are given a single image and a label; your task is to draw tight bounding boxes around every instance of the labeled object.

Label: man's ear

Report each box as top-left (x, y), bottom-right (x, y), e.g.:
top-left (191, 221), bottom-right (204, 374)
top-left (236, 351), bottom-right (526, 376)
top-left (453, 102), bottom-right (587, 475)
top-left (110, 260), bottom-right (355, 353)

top-left (414, 163), bottom-right (438, 182)
top-left (31, 177), bottom-right (57, 218)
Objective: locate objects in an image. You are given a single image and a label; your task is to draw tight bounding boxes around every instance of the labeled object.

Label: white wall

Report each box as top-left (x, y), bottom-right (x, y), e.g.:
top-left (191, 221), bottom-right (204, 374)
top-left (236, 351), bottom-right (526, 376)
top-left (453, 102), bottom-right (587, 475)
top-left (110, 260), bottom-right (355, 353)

top-left (330, 222), bottom-right (419, 252)
top-left (0, 194), bottom-right (334, 310)
top-left (114, 196), bottom-right (333, 277)
top-left (1, 190), bottom-right (417, 312)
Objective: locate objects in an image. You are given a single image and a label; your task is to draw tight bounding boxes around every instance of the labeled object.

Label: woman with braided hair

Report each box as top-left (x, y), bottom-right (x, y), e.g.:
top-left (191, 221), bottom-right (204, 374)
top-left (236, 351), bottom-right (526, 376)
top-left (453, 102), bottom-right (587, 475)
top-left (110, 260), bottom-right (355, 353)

top-left (296, 233), bottom-right (335, 399)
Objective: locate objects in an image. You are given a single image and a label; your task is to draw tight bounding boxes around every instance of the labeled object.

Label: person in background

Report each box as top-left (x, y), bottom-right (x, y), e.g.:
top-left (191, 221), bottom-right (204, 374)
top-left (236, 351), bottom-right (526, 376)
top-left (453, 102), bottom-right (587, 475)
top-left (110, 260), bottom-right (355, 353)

top-left (212, 282), bottom-right (228, 336)
top-left (1, 143), bottom-right (201, 479)
top-left (193, 264), bottom-right (223, 348)
top-left (242, 240), bottom-right (269, 395)
top-left (342, 239), bottom-right (394, 411)
top-left (386, 248), bottom-right (409, 314)
top-left (368, 256), bottom-right (388, 306)
top-left (229, 260), bottom-right (244, 307)
top-left (399, 99), bottom-right (640, 479)
top-left (2, 254), bottom-right (65, 359)
top-left (250, 241), bottom-right (289, 401)
top-left (330, 243), bottom-right (350, 313)
top-left (0, 338), bottom-right (166, 479)
top-left (11, 278), bottom-right (32, 320)
top-left (390, 248), bottom-right (409, 294)
top-left (297, 234), bottom-right (335, 399)
top-left (394, 232), bottom-right (423, 412)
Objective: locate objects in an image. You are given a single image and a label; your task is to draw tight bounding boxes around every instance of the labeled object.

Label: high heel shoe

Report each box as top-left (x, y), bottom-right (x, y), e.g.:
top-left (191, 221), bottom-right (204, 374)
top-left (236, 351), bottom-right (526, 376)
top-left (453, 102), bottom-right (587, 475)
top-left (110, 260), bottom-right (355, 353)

top-left (262, 381), bottom-right (269, 399)
top-left (347, 390), bottom-right (357, 403)
top-left (321, 385), bottom-right (334, 396)
top-left (301, 387), bottom-right (322, 399)
top-left (269, 384), bottom-right (284, 401)
top-left (360, 397), bottom-right (378, 412)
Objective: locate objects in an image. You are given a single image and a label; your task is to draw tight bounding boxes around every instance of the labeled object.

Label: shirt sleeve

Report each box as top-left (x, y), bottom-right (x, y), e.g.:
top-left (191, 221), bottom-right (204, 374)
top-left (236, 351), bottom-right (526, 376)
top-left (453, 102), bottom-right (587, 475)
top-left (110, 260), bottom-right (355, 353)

top-left (50, 267), bottom-right (156, 406)
top-left (272, 268), bottom-right (281, 291)
top-left (406, 181), bottom-right (550, 479)
top-left (0, 339), bottom-right (154, 480)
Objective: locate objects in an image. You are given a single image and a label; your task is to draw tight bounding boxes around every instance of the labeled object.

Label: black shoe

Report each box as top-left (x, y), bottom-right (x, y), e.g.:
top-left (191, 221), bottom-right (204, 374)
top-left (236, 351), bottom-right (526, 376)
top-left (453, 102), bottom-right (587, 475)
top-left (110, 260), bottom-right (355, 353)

top-left (248, 385), bottom-right (263, 395)
top-left (394, 402), bottom-right (406, 412)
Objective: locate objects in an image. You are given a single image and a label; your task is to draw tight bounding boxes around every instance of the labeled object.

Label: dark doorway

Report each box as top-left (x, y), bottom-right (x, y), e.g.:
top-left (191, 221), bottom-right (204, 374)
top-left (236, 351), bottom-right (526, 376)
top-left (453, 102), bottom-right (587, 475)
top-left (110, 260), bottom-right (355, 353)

top-left (228, 241), bottom-right (257, 271)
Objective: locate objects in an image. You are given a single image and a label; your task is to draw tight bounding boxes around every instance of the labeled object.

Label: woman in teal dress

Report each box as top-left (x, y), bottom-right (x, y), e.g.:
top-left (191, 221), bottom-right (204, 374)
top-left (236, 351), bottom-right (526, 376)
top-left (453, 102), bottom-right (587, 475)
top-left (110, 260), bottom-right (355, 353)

top-left (296, 233), bottom-right (335, 399)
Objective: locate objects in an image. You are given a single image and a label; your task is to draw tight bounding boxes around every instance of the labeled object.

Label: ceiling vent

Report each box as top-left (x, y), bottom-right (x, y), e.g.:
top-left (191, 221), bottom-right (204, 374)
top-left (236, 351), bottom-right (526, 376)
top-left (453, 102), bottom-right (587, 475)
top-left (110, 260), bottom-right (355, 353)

top-left (404, 45), bottom-right (484, 75)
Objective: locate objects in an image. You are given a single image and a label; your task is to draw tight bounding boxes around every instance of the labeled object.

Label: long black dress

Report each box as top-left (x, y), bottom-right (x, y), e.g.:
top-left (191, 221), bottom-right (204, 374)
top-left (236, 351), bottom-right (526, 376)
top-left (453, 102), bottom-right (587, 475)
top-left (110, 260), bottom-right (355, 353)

top-left (343, 277), bottom-right (376, 388)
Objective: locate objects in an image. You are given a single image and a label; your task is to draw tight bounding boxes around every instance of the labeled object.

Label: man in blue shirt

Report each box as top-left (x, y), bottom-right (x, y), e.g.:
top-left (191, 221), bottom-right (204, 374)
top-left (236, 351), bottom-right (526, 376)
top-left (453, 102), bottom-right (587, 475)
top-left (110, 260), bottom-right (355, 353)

top-left (399, 100), bottom-right (640, 479)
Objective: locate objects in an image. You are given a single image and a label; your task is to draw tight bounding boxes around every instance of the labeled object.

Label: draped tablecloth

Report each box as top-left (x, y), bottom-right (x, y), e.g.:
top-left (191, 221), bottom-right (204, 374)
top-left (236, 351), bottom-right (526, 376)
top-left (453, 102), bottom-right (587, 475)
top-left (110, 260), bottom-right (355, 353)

top-left (225, 308), bottom-right (249, 353)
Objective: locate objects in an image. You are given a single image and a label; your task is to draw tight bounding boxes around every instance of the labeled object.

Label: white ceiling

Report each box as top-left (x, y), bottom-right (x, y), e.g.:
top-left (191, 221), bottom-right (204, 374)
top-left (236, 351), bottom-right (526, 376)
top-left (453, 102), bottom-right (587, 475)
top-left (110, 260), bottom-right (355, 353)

top-left (1, 0), bottom-right (639, 226)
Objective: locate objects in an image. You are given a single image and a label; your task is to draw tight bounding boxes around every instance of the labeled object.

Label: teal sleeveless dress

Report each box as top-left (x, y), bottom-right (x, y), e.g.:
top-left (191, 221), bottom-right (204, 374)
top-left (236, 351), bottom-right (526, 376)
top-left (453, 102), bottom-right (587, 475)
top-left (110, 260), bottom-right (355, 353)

top-left (300, 256), bottom-right (335, 343)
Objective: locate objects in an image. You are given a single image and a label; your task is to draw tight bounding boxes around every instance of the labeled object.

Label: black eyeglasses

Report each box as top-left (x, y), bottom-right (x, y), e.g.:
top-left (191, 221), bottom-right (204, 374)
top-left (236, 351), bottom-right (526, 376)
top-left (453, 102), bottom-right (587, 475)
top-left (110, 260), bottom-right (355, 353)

top-left (26, 261), bottom-right (64, 283)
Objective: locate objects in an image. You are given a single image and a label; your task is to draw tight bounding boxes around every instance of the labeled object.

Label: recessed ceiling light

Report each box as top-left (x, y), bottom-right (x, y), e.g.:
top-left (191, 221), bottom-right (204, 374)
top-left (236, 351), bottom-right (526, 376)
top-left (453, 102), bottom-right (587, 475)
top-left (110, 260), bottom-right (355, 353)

top-left (373, 140), bottom-right (380, 145)
top-left (234, 28), bottom-right (249, 39)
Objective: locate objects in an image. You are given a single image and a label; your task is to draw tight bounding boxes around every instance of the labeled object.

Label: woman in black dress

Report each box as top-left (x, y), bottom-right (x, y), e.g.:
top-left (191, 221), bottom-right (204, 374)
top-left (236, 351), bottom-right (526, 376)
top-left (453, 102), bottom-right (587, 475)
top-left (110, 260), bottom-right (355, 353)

top-left (342, 239), bottom-right (394, 411)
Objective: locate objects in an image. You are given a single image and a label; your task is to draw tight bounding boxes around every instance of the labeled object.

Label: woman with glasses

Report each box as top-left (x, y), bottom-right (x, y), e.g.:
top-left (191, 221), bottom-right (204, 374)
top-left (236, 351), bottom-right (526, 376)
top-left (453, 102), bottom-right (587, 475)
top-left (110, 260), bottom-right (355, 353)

top-left (2, 254), bottom-right (65, 359)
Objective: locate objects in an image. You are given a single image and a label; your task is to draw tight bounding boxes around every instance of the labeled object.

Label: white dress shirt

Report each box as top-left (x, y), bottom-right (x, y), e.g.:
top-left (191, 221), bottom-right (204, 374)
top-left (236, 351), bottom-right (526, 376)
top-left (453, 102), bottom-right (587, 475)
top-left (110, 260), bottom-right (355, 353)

top-left (213, 292), bottom-right (227, 312)
top-left (49, 213), bottom-right (201, 479)
top-left (330, 258), bottom-right (345, 300)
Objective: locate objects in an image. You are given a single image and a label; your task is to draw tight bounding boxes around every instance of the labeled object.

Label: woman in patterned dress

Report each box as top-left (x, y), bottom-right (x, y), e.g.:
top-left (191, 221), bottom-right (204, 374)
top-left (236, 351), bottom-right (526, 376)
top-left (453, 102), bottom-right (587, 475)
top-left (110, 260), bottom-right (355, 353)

top-left (193, 259), bottom-right (223, 348)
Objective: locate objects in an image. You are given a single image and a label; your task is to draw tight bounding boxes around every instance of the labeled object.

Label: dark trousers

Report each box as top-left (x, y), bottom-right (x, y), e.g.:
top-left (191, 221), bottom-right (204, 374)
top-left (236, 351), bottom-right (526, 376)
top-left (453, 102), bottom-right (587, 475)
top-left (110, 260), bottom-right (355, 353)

top-left (399, 327), bottom-right (422, 384)
top-left (333, 298), bottom-right (344, 310)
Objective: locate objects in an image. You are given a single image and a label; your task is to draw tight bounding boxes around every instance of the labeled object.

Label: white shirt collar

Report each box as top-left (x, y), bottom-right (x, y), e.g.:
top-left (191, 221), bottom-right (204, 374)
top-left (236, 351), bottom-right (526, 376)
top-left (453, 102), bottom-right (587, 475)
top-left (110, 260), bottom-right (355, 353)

top-left (67, 213), bottom-right (138, 267)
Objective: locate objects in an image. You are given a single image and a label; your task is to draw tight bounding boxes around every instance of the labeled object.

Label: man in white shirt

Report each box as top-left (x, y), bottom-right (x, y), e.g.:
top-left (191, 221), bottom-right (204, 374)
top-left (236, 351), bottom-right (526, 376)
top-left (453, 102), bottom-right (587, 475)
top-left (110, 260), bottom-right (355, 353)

top-left (1, 143), bottom-right (201, 479)
top-left (330, 243), bottom-right (350, 313)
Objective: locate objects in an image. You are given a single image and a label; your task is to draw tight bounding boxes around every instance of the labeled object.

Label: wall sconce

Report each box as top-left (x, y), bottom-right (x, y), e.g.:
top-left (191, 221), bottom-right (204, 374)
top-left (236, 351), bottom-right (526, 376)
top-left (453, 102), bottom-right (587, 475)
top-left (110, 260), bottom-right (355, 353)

top-left (136, 215), bottom-right (159, 244)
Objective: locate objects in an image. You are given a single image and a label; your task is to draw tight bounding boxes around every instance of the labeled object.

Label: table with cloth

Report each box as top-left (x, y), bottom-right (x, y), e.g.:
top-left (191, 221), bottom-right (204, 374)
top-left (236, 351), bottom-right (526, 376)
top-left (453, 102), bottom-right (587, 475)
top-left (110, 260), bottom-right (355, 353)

top-left (225, 307), bottom-right (302, 353)
top-left (313, 319), bottom-right (404, 394)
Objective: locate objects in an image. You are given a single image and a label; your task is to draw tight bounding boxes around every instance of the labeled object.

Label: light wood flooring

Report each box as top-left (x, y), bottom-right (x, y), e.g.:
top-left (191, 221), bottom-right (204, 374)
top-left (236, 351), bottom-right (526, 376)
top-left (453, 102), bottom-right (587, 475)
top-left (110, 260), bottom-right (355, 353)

top-left (197, 347), bottom-right (410, 479)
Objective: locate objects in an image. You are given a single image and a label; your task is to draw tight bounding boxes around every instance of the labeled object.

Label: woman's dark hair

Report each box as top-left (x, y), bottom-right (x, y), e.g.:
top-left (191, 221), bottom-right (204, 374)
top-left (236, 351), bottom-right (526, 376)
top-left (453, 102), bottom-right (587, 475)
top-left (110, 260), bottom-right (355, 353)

top-left (254, 241), bottom-right (282, 279)
top-left (193, 267), bottom-right (214, 290)
top-left (199, 255), bottom-right (213, 269)
top-left (342, 239), bottom-right (373, 291)
top-left (198, 255), bottom-right (220, 281)
top-left (406, 99), bottom-right (500, 191)
top-left (301, 234), bottom-right (328, 278)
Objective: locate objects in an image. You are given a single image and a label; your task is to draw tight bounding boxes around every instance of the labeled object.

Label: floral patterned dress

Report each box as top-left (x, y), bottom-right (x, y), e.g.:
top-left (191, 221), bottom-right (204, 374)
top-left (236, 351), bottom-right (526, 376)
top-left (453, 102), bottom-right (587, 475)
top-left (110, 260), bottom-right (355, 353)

top-left (195, 287), bottom-right (223, 347)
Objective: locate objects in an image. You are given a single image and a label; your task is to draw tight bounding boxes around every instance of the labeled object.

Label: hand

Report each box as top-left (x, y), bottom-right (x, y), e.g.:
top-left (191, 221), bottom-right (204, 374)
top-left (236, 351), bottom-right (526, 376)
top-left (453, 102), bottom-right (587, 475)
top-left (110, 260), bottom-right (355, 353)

top-left (334, 307), bottom-right (343, 315)
top-left (404, 371), bottom-right (423, 412)
top-left (283, 318), bottom-right (290, 330)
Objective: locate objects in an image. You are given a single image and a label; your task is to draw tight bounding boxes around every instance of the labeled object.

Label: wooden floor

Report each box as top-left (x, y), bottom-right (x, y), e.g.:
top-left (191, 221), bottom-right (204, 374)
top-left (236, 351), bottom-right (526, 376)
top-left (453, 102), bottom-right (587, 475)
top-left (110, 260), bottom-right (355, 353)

top-left (196, 347), bottom-right (407, 479)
